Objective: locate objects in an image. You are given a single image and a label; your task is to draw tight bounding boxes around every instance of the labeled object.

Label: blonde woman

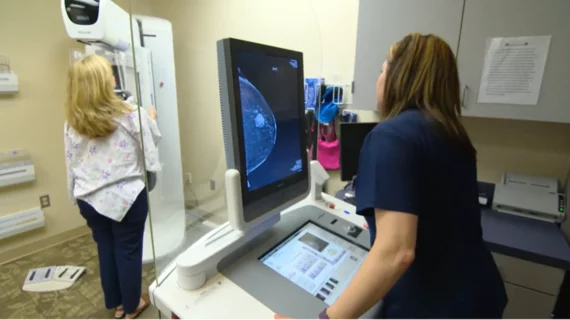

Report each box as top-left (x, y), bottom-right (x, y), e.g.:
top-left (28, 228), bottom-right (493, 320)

top-left (64, 55), bottom-right (160, 319)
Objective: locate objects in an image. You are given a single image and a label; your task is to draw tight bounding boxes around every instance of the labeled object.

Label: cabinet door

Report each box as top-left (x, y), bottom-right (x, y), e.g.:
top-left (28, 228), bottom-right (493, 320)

top-left (352, 0), bottom-right (465, 111)
top-left (493, 253), bottom-right (564, 295)
top-left (457, 0), bottom-right (570, 123)
top-left (503, 283), bottom-right (556, 319)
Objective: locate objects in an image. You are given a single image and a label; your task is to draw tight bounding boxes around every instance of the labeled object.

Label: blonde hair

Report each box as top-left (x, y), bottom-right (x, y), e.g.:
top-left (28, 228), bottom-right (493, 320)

top-left (65, 55), bottom-right (131, 138)
top-left (383, 33), bottom-right (476, 158)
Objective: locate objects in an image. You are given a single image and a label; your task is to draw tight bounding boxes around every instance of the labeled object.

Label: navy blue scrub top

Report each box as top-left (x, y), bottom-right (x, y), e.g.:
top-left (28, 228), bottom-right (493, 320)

top-left (355, 108), bottom-right (507, 318)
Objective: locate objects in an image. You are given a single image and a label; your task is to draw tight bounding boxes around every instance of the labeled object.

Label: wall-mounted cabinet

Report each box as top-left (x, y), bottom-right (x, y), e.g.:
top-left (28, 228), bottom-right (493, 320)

top-left (353, 0), bottom-right (570, 123)
top-left (458, 0), bottom-right (570, 123)
top-left (352, 0), bottom-right (464, 112)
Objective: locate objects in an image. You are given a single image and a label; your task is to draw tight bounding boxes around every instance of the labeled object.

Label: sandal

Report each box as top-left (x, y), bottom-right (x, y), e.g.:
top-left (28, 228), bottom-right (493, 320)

top-left (125, 293), bottom-right (150, 319)
top-left (114, 306), bottom-right (125, 319)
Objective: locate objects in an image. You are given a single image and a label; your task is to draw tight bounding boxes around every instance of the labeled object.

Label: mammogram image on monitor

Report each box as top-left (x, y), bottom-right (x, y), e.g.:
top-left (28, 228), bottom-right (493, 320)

top-left (236, 51), bottom-right (302, 191)
top-left (239, 75), bottom-right (277, 175)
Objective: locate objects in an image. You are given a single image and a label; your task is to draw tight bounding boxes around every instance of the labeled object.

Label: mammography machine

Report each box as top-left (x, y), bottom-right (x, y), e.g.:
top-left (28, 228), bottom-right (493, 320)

top-left (149, 39), bottom-right (381, 318)
top-left (61, 0), bottom-right (185, 263)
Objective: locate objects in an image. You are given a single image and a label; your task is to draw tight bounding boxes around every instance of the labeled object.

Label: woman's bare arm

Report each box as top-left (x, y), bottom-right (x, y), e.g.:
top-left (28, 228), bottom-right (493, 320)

top-left (325, 209), bottom-right (418, 319)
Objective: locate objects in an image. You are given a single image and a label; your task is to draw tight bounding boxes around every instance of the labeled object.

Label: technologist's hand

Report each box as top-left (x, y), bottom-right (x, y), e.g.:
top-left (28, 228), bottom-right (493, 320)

top-left (274, 314), bottom-right (293, 319)
top-left (148, 105), bottom-right (157, 120)
top-left (363, 222), bottom-right (369, 230)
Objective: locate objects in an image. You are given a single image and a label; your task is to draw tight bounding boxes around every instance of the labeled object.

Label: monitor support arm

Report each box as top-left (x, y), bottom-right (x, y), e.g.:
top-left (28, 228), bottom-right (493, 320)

top-left (309, 160), bottom-right (330, 202)
top-left (176, 169), bottom-right (280, 290)
top-left (176, 163), bottom-right (326, 291)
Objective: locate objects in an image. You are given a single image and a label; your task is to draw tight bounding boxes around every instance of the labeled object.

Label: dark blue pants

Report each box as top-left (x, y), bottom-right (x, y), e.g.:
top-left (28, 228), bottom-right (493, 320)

top-left (78, 190), bottom-right (148, 314)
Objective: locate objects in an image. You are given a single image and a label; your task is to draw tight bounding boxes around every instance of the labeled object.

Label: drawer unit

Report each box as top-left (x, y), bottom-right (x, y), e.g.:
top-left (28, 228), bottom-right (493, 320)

top-left (503, 282), bottom-right (556, 319)
top-left (493, 253), bottom-right (564, 295)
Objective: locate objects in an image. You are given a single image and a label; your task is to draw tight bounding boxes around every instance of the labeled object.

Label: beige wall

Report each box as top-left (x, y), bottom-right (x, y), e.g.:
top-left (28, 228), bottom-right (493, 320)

top-left (147, 0), bottom-right (359, 217)
top-left (149, 0), bottom-right (569, 208)
top-left (332, 110), bottom-right (570, 182)
top-left (329, 112), bottom-right (570, 193)
top-left (1, 0), bottom-right (568, 262)
top-left (0, 0), bottom-right (153, 263)
top-left (465, 117), bottom-right (570, 183)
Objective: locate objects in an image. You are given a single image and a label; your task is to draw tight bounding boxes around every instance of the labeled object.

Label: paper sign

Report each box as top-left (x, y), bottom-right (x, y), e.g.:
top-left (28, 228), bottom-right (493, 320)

top-left (477, 35), bottom-right (551, 105)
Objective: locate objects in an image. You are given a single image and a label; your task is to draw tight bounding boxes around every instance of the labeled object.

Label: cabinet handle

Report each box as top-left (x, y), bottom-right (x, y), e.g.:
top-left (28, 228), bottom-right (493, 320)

top-left (461, 85), bottom-right (469, 108)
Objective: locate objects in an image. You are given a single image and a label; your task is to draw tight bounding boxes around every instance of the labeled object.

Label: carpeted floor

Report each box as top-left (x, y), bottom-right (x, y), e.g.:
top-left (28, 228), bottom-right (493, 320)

top-left (0, 209), bottom-right (221, 319)
top-left (0, 234), bottom-right (158, 319)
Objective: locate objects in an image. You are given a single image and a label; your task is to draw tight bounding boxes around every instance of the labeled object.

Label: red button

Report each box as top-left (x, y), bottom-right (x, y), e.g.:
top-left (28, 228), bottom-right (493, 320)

top-left (329, 203), bottom-right (335, 209)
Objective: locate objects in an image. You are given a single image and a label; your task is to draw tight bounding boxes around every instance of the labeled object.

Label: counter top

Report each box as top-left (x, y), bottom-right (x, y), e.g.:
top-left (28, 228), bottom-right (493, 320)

top-left (482, 208), bottom-right (570, 270)
top-left (334, 185), bottom-right (570, 271)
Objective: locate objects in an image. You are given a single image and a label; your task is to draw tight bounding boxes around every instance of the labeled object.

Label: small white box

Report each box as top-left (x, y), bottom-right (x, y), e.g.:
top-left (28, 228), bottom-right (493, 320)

top-left (0, 72), bottom-right (18, 94)
top-left (0, 149), bottom-right (35, 187)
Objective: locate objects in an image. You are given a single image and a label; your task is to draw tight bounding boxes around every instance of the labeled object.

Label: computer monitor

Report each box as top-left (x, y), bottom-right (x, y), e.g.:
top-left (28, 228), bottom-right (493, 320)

top-left (339, 122), bottom-right (378, 181)
top-left (217, 38), bottom-right (309, 223)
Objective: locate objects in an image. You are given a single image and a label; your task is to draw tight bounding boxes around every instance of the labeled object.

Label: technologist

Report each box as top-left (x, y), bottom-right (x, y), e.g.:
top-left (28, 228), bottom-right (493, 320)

top-left (64, 55), bottom-right (160, 319)
top-left (276, 33), bottom-right (507, 319)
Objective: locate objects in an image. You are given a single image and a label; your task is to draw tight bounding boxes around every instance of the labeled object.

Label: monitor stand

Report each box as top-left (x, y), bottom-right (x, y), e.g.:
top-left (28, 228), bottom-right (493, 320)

top-left (175, 168), bottom-right (280, 290)
top-left (342, 176), bottom-right (357, 203)
top-left (175, 161), bottom-right (330, 290)
top-left (176, 161), bottom-right (329, 290)
top-left (174, 162), bottom-right (381, 318)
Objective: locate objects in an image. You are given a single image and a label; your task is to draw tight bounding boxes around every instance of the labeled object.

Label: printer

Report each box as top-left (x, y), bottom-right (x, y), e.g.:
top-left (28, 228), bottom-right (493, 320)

top-left (493, 172), bottom-right (566, 223)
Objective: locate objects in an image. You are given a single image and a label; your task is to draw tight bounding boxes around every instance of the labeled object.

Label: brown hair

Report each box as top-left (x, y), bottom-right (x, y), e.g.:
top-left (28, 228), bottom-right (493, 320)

top-left (383, 33), bottom-right (476, 159)
top-left (66, 55), bottom-right (131, 138)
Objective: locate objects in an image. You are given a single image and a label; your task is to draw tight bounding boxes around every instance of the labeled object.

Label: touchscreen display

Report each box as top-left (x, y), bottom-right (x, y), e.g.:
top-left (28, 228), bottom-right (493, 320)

top-left (259, 222), bottom-right (368, 305)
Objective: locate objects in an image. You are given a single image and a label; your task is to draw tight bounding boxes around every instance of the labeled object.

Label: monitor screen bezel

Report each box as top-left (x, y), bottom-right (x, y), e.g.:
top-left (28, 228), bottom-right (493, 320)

top-left (224, 38), bottom-right (309, 212)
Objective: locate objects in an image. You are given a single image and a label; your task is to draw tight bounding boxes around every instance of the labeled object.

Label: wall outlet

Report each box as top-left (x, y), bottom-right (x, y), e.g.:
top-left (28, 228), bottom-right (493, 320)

top-left (185, 172), bottom-right (192, 185)
top-left (210, 179), bottom-right (216, 191)
top-left (39, 195), bottom-right (50, 208)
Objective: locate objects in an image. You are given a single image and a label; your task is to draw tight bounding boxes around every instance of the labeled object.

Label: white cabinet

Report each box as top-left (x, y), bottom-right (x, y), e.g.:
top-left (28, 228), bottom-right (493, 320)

top-left (503, 282), bottom-right (557, 319)
top-left (493, 253), bottom-right (563, 318)
top-left (457, 0), bottom-right (570, 123)
top-left (352, 0), bottom-right (570, 123)
top-left (493, 253), bottom-right (564, 295)
top-left (352, 0), bottom-right (465, 111)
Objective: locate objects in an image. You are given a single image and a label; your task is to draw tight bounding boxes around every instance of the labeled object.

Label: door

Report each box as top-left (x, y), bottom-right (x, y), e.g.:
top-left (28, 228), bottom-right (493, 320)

top-left (352, 0), bottom-right (465, 111)
top-left (503, 282), bottom-right (556, 319)
top-left (457, 0), bottom-right (570, 123)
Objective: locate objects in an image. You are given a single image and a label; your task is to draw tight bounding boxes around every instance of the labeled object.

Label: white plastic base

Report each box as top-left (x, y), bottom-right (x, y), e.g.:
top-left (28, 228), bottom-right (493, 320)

top-left (175, 162), bottom-right (330, 290)
top-left (176, 213), bottom-right (279, 290)
top-left (177, 266), bottom-right (207, 290)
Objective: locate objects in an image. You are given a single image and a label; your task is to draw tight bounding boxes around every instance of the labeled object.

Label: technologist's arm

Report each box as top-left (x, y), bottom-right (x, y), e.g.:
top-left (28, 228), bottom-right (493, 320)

top-left (325, 209), bottom-right (417, 319)
top-left (275, 129), bottom-right (420, 320)
top-left (325, 129), bottom-right (419, 319)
